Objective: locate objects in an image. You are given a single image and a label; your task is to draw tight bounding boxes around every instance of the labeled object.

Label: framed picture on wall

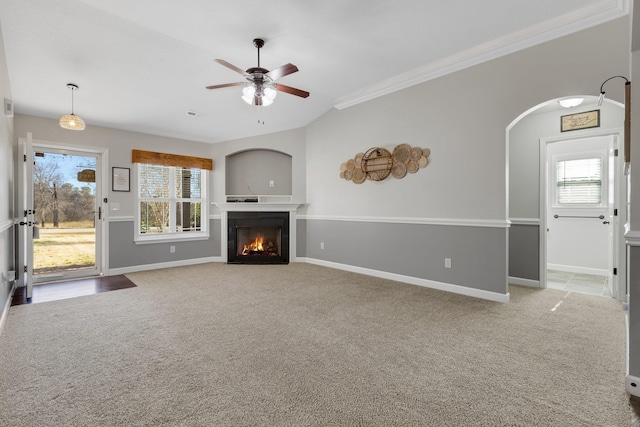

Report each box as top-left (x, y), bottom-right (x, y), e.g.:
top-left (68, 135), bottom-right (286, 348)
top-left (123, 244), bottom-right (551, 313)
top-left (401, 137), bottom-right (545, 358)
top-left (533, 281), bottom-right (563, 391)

top-left (112, 167), bottom-right (130, 192)
top-left (561, 109), bottom-right (600, 132)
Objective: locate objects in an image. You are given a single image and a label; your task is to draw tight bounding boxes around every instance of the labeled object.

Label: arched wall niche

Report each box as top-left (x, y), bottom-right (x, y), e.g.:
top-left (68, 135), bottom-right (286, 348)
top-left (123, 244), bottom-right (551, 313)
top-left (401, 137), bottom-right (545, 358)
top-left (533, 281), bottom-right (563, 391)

top-left (507, 96), bottom-right (624, 284)
top-left (225, 148), bottom-right (293, 196)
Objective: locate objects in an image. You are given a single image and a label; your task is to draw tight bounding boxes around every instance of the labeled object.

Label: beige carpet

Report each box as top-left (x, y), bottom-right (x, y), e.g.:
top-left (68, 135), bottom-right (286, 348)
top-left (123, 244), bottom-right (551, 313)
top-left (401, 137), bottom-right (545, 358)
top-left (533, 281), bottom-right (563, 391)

top-left (0, 263), bottom-right (633, 426)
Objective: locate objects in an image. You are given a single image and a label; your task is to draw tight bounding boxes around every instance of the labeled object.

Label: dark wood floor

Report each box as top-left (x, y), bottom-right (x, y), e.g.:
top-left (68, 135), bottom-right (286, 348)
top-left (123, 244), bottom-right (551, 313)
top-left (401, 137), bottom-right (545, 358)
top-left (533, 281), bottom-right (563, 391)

top-left (11, 275), bottom-right (137, 306)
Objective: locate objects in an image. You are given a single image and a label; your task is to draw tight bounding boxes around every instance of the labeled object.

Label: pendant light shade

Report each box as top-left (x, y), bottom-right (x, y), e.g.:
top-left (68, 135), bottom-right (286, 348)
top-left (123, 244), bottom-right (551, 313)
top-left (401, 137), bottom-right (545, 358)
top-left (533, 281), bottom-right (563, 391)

top-left (59, 83), bottom-right (86, 130)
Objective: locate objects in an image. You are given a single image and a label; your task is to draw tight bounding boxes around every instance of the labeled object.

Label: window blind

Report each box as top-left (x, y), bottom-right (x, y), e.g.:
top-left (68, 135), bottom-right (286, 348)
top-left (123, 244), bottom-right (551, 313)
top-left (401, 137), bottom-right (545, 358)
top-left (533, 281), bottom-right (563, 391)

top-left (556, 157), bottom-right (602, 204)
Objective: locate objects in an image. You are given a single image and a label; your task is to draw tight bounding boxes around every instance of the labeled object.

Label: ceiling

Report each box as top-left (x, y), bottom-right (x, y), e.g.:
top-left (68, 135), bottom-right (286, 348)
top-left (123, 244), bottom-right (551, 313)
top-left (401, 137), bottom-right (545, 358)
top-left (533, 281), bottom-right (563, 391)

top-left (0, 0), bottom-right (629, 144)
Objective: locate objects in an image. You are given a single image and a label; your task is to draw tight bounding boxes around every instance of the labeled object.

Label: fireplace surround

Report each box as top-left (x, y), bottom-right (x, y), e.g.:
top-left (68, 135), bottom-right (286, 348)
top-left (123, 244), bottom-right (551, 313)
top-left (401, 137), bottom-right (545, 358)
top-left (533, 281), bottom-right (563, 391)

top-left (214, 198), bottom-right (302, 264)
top-left (227, 211), bottom-right (290, 264)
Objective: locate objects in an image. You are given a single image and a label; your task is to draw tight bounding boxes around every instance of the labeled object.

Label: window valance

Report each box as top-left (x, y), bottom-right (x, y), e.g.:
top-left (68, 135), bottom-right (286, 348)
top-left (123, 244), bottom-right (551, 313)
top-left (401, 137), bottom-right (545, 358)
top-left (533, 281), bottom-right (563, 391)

top-left (132, 149), bottom-right (213, 170)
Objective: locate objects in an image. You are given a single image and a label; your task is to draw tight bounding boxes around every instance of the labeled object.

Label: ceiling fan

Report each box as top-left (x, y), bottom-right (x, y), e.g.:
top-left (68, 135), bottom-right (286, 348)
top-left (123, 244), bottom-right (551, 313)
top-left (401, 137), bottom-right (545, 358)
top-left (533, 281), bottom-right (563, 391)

top-left (206, 38), bottom-right (310, 106)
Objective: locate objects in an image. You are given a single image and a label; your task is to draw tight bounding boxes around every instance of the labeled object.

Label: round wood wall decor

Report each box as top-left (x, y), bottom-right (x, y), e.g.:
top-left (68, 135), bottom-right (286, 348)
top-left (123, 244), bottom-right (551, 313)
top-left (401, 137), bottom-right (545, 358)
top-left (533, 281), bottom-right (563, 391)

top-left (340, 144), bottom-right (430, 183)
top-left (362, 147), bottom-right (393, 181)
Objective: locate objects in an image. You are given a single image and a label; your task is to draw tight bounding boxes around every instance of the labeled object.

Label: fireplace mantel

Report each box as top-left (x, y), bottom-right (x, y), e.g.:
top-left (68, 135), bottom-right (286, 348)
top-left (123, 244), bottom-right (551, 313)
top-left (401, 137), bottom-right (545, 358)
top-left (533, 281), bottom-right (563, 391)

top-left (213, 199), bottom-right (303, 263)
top-left (213, 202), bottom-right (302, 212)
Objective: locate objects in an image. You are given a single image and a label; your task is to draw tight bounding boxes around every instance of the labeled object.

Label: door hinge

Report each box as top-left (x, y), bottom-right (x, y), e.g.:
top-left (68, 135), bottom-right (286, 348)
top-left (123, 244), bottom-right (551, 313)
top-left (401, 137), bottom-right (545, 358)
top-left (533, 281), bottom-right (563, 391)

top-left (23, 265), bottom-right (27, 273)
top-left (614, 209), bottom-right (618, 216)
top-left (614, 149), bottom-right (619, 157)
top-left (613, 268), bottom-right (618, 275)
top-left (23, 154), bottom-right (26, 162)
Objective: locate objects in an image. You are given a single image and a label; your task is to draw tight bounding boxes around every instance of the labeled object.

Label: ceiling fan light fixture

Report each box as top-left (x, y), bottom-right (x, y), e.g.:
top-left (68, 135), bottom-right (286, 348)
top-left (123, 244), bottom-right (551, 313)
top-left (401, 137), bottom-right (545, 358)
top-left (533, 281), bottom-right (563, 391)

top-left (208, 38), bottom-right (309, 106)
top-left (264, 84), bottom-right (277, 102)
top-left (59, 83), bottom-right (86, 131)
top-left (242, 83), bottom-right (256, 104)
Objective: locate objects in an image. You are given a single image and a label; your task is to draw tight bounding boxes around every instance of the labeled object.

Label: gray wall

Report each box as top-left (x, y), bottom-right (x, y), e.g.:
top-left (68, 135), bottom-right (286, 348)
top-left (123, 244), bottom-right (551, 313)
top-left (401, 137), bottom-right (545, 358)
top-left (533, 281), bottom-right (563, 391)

top-left (14, 114), bottom-right (218, 273)
top-left (305, 220), bottom-right (506, 294)
top-left (508, 225), bottom-right (539, 280)
top-left (225, 149), bottom-right (292, 196)
top-left (109, 219), bottom-right (220, 269)
top-left (0, 21), bottom-right (14, 321)
top-left (301, 18), bottom-right (629, 295)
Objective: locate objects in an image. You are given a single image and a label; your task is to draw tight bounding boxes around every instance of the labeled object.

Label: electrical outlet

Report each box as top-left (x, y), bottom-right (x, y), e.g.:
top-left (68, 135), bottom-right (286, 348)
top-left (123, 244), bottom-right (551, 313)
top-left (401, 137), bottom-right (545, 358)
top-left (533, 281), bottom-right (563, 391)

top-left (170, 245), bottom-right (176, 254)
top-left (7, 271), bottom-right (15, 282)
top-left (321, 242), bottom-right (324, 250)
top-left (269, 180), bottom-right (274, 187)
top-left (445, 258), bottom-right (451, 269)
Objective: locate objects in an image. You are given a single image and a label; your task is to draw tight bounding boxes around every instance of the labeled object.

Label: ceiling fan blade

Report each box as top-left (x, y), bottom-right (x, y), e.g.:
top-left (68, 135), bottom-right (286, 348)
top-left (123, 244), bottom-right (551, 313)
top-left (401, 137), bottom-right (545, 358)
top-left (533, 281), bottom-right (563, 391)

top-left (206, 82), bottom-right (243, 90)
top-left (214, 59), bottom-right (249, 76)
top-left (266, 63), bottom-right (299, 80)
top-left (275, 83), bottom-right (310, 98)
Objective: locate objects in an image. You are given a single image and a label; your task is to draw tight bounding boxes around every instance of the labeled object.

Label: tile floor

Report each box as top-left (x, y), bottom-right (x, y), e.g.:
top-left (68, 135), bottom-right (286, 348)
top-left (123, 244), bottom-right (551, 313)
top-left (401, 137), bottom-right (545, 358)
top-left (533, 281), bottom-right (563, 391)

top-left (546, 269), bottom-right (611, 298)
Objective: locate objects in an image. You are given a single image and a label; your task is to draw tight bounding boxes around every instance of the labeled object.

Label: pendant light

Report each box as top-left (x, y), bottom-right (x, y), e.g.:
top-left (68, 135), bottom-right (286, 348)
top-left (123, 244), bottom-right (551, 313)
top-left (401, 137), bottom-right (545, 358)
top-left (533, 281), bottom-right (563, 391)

top-left (59, 83), bottom-right (86, 130)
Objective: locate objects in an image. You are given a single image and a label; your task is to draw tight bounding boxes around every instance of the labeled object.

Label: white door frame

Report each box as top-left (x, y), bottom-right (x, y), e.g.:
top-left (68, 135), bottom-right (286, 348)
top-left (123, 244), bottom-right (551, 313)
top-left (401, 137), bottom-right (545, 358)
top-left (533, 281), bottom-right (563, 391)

top-left (18, 134), bottom-right (109, 293)
top-left (538, 128), bottom-right (626, 300)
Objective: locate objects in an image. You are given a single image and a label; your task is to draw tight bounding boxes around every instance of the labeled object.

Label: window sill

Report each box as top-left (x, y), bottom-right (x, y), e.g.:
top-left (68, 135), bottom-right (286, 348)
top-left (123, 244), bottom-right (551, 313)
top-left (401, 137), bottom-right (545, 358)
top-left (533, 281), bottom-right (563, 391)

top-left (134, 233), bottom-right (210, 245)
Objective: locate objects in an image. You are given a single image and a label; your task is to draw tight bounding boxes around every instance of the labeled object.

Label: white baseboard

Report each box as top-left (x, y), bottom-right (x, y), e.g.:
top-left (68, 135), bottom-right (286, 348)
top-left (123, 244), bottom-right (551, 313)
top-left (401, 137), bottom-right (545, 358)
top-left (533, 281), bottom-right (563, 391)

top-left (508, 276), bottom-right (541, 288)
top-left (298, 257), bottom-right (510, 303)
top-left (547, 263), bottom-right (608, 277)
top-left (108, 256), bottom-right (223, 276)
top-left (627, 375), bottom-right (640, 398)
top-left (0, 281), bottom-right (16, 336)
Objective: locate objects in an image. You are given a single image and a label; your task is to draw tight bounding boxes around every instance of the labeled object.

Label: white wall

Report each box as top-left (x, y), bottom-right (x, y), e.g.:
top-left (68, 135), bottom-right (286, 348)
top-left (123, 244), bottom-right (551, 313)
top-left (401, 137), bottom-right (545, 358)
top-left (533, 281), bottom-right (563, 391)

top-left (209, 127), bottom-right (306, 211)
top-left (14, 114), bottom-right (214, 218)
top-left (509, 102), bottom-right (624, 219)
top-left (305, 18), bottom-right (630, 223)
top-left (0, 21), bottom-right (14, 321)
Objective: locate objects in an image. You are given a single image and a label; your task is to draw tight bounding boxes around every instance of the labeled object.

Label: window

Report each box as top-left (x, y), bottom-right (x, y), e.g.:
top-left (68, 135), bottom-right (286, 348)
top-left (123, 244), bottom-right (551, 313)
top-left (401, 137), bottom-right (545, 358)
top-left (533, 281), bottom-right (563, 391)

top-left (556, 157), bottom-right (602, 205)
top-left (136, 164), bottom-right (207, 242)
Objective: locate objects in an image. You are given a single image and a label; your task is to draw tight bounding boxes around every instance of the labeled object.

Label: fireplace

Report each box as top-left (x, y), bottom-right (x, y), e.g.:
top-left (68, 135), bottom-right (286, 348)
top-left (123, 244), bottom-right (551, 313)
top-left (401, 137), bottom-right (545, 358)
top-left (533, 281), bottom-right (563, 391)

top-left (227, 211), bottom-right (290, 264)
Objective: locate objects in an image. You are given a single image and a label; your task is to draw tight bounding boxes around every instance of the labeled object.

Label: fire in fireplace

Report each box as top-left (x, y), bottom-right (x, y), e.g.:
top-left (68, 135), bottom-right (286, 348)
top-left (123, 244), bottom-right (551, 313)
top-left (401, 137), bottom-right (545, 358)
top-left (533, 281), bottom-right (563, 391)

top-left (239, 231), bottom-right (279, 257)
top-left (227, 211), bottom-right (289, 264)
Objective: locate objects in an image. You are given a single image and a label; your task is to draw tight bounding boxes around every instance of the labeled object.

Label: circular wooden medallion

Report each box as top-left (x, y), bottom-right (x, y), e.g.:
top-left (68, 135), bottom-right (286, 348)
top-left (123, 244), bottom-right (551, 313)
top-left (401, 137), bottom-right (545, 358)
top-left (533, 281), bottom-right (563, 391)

top-left (354, 152), bottom-right (364, 169)
top-left (391, 162), bottom-right (407, 179)
top-left (352, 167), bottom-right (366, 184)
top-left (346, 158), bottom-right (355, 171)
top-left (362, 147), bottom-right (393, 181)
top-left (392, 144), bottom-right (411, 164)
top-left (340, 162), bottom-right (347, 172)
top-left (344, 169), bottom-right (353, 180)
top-left (407, 159), bottom-right (419, 174)
top-left (339, 170), bottom-right (346, 179)
top-left (410, 146), bottom-right (423, 160)
top-left (418, 156), bottom-right (428, 168)
top-left (422, 148), bottom-right (431, 158)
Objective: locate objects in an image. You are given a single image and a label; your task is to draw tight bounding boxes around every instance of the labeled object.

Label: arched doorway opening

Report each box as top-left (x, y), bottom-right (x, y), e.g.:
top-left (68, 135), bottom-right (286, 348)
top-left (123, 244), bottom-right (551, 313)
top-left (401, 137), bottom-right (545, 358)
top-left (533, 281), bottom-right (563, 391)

top-left (507, 96), bottom-right (627, 301)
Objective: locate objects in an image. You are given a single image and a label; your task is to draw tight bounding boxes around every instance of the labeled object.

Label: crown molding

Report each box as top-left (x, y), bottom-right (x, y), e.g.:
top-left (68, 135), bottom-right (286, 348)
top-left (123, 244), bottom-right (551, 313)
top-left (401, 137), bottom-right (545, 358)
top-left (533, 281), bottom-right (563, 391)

top-left (334, 0), bottom-right (629, 110)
